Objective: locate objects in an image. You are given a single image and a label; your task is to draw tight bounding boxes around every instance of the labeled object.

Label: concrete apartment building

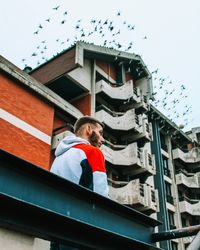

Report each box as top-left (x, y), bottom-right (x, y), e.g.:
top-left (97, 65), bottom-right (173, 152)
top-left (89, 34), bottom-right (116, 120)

top-left (0, 41), bottom-right (199, 250)
top-left (150, 106), bottom-right (200, 250)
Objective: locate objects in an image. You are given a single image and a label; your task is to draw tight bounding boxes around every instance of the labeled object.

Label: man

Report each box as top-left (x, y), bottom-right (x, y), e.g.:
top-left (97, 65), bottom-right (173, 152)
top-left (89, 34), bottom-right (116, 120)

top-left (50, 116), bottom-right (109, 249)
top-left (50, 115), bottom-right (109, 197)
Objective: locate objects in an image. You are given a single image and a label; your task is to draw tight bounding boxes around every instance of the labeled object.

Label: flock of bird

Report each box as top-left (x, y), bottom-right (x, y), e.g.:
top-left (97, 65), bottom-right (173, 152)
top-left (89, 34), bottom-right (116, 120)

top-left (21, 4), bottom-right (192, 129)
top-left (151, 69), bottom-right (192, 127)
top-left (21, 5), bottom-right (138, 67)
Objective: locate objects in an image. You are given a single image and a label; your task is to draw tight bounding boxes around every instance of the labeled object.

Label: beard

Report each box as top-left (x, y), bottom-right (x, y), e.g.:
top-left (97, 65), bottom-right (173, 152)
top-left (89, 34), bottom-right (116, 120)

top-left (88, 131), bottom-right (99, 147)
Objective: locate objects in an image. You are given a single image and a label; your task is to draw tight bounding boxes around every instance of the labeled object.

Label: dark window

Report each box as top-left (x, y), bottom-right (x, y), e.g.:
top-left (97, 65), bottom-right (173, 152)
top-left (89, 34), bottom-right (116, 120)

top-left (165, 182), bottom-right (174, 204)
top-left (163, 157), bottom-right (171, 177)
top-left (160, 133), bottom-right (168, 152)
top-left (181, 217), bottom-right (187, 227)
top-left (168, 211), bottom-right (176, 229)
top-left (171, 242), bottom-right (178, 250)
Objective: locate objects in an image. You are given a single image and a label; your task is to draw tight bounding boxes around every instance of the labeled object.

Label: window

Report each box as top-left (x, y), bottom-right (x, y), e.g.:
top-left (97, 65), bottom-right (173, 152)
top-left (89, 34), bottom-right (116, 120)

top-left (160, 133), bottom-right (168, 152)
top-left (165, 182), bottom-right (174, 204)
top-left (168, 211), bottom-right (176, 229)
top-left (163, 157), bottom-right (171, 177)
top-left (181, 217), bottom-right (187, 227)
top-left (171, 242), bottom-right (178, 250)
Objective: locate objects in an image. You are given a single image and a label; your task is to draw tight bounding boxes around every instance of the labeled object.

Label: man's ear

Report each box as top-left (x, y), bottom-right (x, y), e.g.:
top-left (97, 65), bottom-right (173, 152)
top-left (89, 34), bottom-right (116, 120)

top-left (85, 124), bottom-right (92, 135)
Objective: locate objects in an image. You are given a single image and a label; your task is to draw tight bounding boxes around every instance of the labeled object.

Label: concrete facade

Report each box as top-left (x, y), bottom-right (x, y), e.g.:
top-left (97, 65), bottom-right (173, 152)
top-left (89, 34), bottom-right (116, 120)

top-left (0, 228), bottom-right (49, 250)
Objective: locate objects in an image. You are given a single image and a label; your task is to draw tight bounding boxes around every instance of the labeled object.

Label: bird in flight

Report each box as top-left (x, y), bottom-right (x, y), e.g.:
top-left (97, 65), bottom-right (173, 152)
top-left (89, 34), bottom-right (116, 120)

top-left (61, 20), bottom-right (66, 24)
top-left (53, 5), bottom-right (60, 10)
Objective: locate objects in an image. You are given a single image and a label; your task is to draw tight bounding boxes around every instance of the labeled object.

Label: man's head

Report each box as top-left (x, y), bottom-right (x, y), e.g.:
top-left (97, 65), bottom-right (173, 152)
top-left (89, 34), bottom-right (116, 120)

top-left (74, 116), bottom-right (105, 148)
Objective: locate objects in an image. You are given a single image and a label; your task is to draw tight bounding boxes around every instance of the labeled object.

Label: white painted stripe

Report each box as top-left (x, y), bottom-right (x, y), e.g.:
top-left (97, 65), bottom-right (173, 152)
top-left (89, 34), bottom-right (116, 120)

top-left (0, 108), bottom-right (51, 144)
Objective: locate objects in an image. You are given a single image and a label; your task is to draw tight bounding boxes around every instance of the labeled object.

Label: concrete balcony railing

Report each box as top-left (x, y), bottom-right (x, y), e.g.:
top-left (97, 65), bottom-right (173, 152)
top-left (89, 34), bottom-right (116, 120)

top-left (95, 108), bottom-right (143, 133)
top-left (134, 117), bottom-right (153, 141)
top-left (133, 94), bottom-right (149, 113)
top-left (101, 143), bottom-right (156, 175)
top-left (109, 179), bottom-right (159, 213)
top-left (96, 107), bottom-right (153, 142)
top-left (96, 79), bottom-right (150, 113)
top-left (172, 147), bottom-right (200, 163)
top-left (183, 236), bottom-right (195, 244)
top-left (176, 172), bottom-right (200, 188)
top-left (179, 199), bottom-right (200, 216)
top-left (96, 79), bottom-right (141, 103)
top-left (122, 118), bottom-right (153, 143)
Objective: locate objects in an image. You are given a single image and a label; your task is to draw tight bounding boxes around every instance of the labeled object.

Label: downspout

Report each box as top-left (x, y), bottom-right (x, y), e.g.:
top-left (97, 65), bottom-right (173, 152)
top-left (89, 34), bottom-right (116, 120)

top-left (151, 119), bottom-right (171, 250)
top-left (168, 135), bottom-right (185, 249)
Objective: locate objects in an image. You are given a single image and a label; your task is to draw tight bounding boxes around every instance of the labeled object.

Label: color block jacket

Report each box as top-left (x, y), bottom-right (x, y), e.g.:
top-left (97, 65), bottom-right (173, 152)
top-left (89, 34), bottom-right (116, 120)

top-left (50, 133), bottom-right (109, 197)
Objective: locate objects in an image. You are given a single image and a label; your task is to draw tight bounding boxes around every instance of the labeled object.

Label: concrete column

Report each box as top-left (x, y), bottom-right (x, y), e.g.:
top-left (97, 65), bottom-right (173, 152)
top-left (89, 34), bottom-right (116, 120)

top-left (91, 59), bottom-right (96, 116)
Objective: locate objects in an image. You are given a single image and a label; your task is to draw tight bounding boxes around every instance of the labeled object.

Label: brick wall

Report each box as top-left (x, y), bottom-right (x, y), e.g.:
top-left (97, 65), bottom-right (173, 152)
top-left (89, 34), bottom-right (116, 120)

top-left (0, 72), bottom-right (54, 170)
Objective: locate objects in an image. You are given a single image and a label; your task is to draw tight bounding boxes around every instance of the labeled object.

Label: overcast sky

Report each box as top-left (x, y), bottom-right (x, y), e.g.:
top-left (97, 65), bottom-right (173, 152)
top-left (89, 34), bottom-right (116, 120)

top-left (1, 0), bottom-right (200, 132)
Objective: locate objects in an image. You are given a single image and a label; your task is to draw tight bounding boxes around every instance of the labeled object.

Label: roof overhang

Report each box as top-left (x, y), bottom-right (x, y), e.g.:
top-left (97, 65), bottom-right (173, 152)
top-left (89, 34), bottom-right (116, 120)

top-left (0, 55), bottom-right (82, 119)
top-left (75, 41), bottom-right (151, 80)
top-left (31, 41), bottom-right (152, 81)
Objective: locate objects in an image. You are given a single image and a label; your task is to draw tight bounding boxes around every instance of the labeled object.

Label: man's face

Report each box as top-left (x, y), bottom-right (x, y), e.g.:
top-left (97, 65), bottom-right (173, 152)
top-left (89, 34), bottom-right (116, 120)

top-left (88, 123), bottom-right (104, 148)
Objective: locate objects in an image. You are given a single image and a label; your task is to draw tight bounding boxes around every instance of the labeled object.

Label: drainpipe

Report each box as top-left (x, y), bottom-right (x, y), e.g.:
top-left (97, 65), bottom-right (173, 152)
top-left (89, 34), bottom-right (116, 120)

top-left (151, 119), bottom-right (171, 250)
top-left (152, 224), bottom-right (200, 242)
top-left (168, 134), bottom-right (185, 249)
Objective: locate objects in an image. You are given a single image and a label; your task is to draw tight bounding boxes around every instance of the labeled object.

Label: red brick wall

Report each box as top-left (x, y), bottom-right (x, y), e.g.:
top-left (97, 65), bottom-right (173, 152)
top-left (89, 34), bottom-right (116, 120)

top-left (71, 94), bottom-right (91, 115)
top-left (0, 72), bottom-right (54, 169)
top-left (0, 119), bottom-right (51, 169)
top-left (125, 72), bottom-right (134, 82)
top-left (96, 61), bottom-right (117, 81)
top-left (97, 60), bottom-right (135, 84)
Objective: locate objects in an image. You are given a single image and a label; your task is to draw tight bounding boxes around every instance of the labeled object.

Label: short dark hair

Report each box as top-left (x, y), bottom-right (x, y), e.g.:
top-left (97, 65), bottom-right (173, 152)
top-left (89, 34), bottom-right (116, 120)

top-left (74, 116), bottom-right (104, 134)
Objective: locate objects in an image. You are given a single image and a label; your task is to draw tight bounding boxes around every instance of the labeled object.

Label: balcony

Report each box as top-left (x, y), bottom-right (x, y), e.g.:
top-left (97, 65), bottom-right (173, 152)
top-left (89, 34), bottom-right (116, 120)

top-left (121, 119), bottom-right (153, 144)
top-left (172, 147), bottom-right (200, 163)
top-left (95, 79), bottom-right (150, 114)
top-left (95, 107), bottom-right (152, 143)
top-left (95, 108), bottom-right (143, 133)
top-left (134, 118), bottom-right (153, 142)
top-left (179, 199), bottom-right (200, 216)
top-left (109, 179), bottom-right (159, 213)
top-left (132, 94), bottom-right (149, 113)
top-left (176, 171), bottom-right (200, 188)
top-left (96, 79), bottom-right (140, 103)
top-left (101, 143), bottom-right (156, 175)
